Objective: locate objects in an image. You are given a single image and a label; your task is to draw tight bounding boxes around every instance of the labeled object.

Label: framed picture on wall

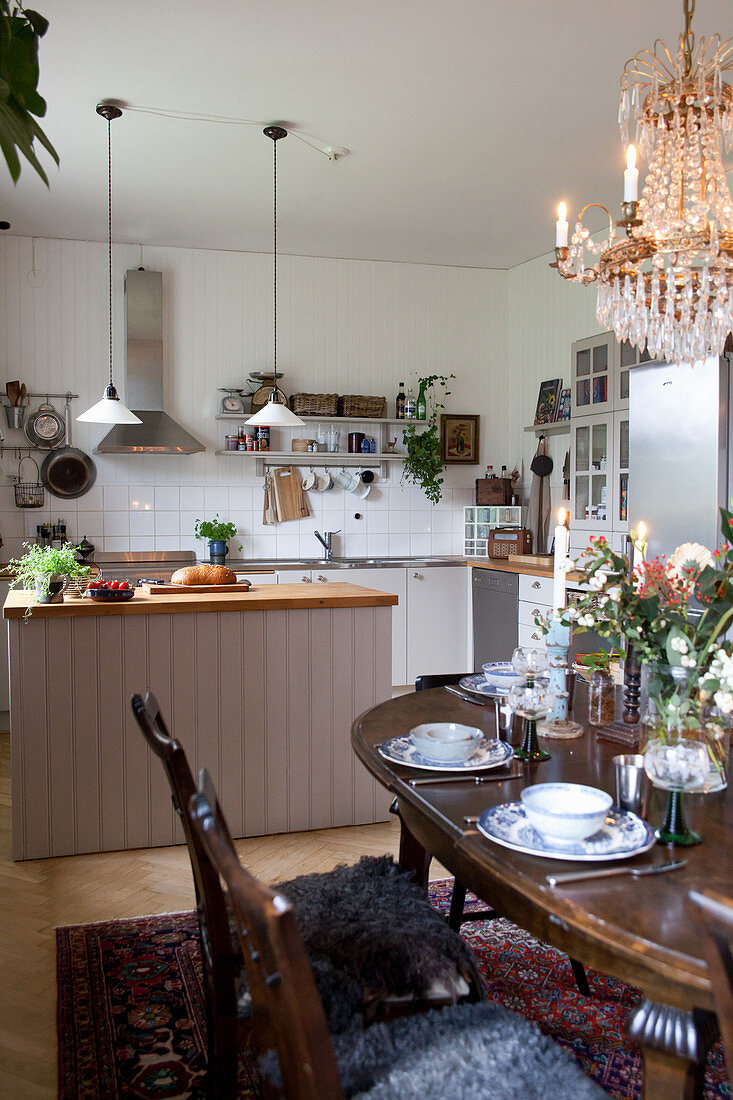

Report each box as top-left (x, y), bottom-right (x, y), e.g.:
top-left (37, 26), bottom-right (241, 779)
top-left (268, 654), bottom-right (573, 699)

top-left (534, 378), bottom-right (562, 424)
top-left (440, 414), bottom-right (480, 464)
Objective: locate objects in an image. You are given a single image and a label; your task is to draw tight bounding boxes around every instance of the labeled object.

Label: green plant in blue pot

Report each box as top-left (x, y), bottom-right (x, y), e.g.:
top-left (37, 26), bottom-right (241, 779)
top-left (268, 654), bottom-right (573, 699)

top-left (194, 516), bottom-right (242, 564)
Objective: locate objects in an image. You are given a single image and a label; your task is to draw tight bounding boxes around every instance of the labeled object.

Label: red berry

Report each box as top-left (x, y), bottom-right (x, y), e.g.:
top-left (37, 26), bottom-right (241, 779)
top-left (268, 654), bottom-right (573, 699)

top-left (109, 580), bottom-right (119, 590)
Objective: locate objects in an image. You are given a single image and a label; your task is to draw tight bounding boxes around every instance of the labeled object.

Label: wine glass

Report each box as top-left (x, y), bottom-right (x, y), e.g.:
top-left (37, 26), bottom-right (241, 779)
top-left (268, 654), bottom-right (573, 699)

top-left (643, 736), bottom-right (709, 846)
top-left (511, 647), bottom-right (549, 679)
top-left (509, 678), bottom-right (556, 762)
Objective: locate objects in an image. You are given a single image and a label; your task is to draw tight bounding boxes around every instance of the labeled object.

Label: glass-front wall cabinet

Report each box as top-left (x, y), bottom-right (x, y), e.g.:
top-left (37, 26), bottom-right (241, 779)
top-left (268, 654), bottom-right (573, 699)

top-left (572, 332), bottom-right (616, 417)
top-left (572, 414), bottom-right (613, 532)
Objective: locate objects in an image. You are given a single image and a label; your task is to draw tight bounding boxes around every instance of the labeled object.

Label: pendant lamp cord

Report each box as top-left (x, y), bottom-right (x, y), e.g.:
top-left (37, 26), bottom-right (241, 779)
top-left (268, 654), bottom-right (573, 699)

top-left (273, 133), bottom-right (278, 375)
top-left (107, 115), bottom-right (113, 389)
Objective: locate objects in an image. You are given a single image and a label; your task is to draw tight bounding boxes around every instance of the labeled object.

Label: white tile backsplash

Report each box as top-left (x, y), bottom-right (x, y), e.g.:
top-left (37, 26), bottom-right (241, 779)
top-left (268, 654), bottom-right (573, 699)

top-left (155, 486), bottom-right (180, 511)
top-left (130, 510), bottom-right (155, 536)
top-left (129, 487), bottom-right (154, 511)
top-left (104, 485), bottom-right (130, 511)
top-left (104, 511), bottom-right (130, 537)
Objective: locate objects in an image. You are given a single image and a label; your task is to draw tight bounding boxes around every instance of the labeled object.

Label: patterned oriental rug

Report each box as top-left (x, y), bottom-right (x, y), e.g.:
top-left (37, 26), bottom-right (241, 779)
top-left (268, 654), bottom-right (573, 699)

top-left (57, 882), bottom-right (730, 1100)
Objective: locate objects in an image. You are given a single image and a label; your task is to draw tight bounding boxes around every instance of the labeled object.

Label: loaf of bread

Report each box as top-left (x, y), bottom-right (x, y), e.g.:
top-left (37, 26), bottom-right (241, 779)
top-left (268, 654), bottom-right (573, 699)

top-left (170, 564), bottom-right (237, 586)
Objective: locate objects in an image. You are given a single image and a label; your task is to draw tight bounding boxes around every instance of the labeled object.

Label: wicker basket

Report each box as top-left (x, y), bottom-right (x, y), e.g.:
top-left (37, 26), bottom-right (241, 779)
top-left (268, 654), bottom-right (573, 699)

top-left (338, 394), bottom-right (387, 418)
top-left (13, 456), bottom-right (44, 508)
top-left (290, 393), bottom-right (339, 417)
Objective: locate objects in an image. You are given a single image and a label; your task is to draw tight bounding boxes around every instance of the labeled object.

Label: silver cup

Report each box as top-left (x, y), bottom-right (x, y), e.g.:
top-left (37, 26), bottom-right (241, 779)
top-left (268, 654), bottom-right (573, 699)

top-left (613, 753), bottom-right (647, 815)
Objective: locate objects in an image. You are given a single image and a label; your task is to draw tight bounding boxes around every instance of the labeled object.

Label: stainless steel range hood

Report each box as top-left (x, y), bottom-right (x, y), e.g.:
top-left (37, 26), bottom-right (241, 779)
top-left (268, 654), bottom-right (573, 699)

top-left (96, 269), bottom-right (205, 454)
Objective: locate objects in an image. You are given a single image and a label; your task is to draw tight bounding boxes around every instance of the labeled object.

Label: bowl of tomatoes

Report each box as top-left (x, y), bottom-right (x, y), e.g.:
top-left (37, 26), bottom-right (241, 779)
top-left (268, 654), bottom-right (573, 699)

top-left (85, 579), bottom-right (135, 602)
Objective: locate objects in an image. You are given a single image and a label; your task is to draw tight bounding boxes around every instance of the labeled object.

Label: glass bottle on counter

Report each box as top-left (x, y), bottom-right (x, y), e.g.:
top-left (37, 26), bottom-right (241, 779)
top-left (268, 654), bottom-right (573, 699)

top-left (587, 669), bottom-right (615, 727)
top-left (404, 388), bottom-right (417, 419)
top-left (395, 381), bottom-right (406, 419)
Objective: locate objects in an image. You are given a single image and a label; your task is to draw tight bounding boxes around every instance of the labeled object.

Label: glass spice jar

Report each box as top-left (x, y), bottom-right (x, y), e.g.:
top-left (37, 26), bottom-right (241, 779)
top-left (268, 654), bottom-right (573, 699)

top-left (587, 669), bottom-right (615, 727)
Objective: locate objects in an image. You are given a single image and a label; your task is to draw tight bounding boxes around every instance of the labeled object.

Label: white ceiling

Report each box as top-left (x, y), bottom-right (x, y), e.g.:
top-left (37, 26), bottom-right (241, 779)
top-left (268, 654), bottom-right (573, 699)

top-left (2, 0), bottom-right (732, 269)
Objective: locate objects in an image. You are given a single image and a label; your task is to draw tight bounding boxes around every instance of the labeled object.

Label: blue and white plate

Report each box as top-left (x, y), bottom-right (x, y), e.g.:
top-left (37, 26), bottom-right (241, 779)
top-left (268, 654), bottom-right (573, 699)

top-left (477, 802), bottom-right (655, 862)
top-left (378, 735), bottom-right (513, 772)
top-left (458, 674), bottom-right (508, 698)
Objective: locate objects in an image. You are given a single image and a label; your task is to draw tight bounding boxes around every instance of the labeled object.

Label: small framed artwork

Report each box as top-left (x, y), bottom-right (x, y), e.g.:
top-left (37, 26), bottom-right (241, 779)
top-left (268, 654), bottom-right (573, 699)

top-left (440, 414), bottom-right (480, 464)
top-left (534, 378), bottom-right (562, 424)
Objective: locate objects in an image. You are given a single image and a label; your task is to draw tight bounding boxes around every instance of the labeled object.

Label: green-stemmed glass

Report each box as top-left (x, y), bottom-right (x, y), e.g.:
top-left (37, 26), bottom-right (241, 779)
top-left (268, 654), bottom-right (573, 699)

top-left (509, 679), bottom-right (556, 762)
top-left (643, 737), bottom-right (709, 846)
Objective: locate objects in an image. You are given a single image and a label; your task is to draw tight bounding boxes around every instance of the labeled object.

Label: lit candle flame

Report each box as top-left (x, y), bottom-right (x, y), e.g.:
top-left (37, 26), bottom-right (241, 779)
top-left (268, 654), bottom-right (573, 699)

top-left (637, 520), bottom-right (647, 542)
top-left (558, 507), bottom-right (568, 527)
top-left (557, 201), bottom-right (567, 222)
top-left (626, 144), bottom-right (636, 171)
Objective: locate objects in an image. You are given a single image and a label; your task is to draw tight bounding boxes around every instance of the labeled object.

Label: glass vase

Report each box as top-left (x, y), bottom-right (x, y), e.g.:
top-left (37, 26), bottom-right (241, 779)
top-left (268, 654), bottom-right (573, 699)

top-left (640, 664), bottom-right (728, 846)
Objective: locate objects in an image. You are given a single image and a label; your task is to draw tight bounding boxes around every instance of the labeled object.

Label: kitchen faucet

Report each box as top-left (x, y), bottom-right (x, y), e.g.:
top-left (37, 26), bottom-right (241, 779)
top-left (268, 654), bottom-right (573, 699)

top-left (314, 530), bottom-right (340, 562)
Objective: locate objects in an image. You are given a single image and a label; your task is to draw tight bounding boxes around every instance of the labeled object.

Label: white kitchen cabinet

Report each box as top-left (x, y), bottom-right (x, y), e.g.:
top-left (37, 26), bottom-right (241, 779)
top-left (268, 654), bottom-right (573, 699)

top-left (313, 567), bottom-right (407, 686)
top-left (406, 566), bottom-right (470, 683)
top-left (570, 412), bottom-right (615, 534)
top-left (236, 570), bottom-right (279, 585)
top-left (571, 331), bottom-right (617, 418)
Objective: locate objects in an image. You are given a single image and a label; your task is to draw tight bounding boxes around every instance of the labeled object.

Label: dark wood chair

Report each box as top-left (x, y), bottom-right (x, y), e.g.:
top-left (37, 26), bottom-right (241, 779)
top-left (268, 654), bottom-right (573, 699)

top-left (688, 887), bottom-right (733, 1058)
top-left (188, 767), bottom-right (605, 1100)
top-left (413, 672), bottom-right (590, 997)
top-left (131, 691), bottom-right (241, 1100)
top-left (132, 689), bottom-right (486, 1092)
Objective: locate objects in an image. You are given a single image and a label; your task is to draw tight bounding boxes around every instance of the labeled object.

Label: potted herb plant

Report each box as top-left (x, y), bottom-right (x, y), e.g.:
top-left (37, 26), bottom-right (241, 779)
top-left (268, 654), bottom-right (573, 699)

top-left (401, 373), bottom-right (454, 504)
top-left (194, 515), bottom-right (242, 564)
top-left (8, 543), bottom-right (91, 612)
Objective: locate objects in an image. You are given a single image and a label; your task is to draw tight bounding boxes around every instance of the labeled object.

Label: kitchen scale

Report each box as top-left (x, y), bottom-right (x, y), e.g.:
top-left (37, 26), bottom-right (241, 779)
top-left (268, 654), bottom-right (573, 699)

top-left (218, 387), bottom-right (248, 415)
top-left (248, 372), bottom-right (285, 415)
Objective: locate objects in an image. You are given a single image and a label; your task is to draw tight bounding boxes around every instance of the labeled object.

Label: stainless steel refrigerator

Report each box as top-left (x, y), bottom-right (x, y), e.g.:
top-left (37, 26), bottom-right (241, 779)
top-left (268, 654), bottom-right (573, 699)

top-left (629, 355), bottom-right (731, 559)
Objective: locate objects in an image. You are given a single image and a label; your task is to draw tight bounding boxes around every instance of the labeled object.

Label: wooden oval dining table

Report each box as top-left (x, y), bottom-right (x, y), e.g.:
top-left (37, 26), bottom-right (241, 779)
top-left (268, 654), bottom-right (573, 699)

top-left (351, 685), bottom-right (732, 1100)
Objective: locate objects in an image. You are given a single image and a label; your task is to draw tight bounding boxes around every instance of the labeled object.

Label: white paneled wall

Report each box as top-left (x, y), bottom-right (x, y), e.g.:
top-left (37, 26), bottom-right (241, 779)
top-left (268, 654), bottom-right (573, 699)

top-left (0, 235), bottom-right (504, 559)
top-left (0, 234), bottom-right (602, 561)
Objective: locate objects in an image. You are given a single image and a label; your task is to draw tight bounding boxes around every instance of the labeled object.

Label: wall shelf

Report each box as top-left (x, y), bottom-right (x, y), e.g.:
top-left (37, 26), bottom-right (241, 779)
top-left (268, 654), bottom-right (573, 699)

top-left (523, 422), bottom-right (570, 435)
top-left (214, 449), bottom-right (407, 476)
top-left (214, 413), bottom-right (423, 426)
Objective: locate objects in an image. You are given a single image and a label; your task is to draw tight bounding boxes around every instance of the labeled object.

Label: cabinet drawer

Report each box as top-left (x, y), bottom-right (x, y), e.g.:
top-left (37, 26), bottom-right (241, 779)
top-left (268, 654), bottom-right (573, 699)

top-left (518, 599), bottom-right (551, 628)
top-left (518, 622), bottom-right (546, 649)
top-left (519, 574), bottom-right (554, 603)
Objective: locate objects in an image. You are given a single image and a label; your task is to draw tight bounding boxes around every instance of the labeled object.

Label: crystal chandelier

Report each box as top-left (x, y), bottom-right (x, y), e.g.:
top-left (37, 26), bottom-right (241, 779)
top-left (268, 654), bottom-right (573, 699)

top-left (553, 0), bottom-right (733, 368)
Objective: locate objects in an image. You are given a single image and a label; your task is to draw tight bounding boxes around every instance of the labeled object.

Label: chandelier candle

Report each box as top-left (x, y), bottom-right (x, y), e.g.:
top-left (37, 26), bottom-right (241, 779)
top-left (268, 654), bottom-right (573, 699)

top-left (633, 521), bottom-right (647, 572)
top-left (555, 202), bottom-right (569, 248)
top-left (623, 145), bottom-right (638, 202)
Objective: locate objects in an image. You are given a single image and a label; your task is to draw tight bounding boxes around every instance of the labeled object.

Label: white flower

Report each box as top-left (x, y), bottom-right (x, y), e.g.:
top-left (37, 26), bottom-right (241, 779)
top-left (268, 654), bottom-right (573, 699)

top-left (714, 690), bottom-right (733, 714)
top-left (588, 572), bottom-right (605, 591)
top-left (670, 636), bottom-right (689, 654)
top-left (668, 542), bottom-right (714, 577)
top-left (637, 625), bottom-right (643, 633)
top-left (681, 655), bottom-right (693, 668)
top-left (598, 596), bottom-right (609, 608)
top-left (566, 606), bottom-right (579, 620)
top-left (607, 587), bottom-right (621, 603)
top-left (580, 614), bottom-right (596, 627)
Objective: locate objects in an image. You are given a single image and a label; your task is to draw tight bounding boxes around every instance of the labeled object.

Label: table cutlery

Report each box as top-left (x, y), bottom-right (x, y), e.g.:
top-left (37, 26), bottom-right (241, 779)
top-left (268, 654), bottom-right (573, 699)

top-left (545, 858), bottom-right (687, 887)
top-left (409, 766), bottom-right (522, 788)
top-left (444, 685), bottom-right (489, 706)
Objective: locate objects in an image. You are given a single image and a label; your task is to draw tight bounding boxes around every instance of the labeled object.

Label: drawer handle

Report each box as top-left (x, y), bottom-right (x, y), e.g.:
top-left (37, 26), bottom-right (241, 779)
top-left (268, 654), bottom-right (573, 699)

top-left (531, 631), bottom-right (540, 641)
top-left (317, 575), bottom-right (327, 582)
top-left (301, 576), bottom-right (311, 583)
top-left (532, 608), bottom-right (541, 617)
top-left (532, 580), bottom-right (541, 589)
top-left (413, 573), bottom-right (423, 580)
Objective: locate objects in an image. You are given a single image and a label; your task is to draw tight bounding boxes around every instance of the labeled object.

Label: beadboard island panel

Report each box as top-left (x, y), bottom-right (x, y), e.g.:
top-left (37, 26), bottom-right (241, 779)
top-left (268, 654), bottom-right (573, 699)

top-left (8, 593), bottom-right (393, 859)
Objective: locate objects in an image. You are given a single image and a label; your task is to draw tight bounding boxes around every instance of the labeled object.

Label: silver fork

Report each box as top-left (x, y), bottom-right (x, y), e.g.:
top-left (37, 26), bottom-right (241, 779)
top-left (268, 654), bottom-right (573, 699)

top-left (546, 859), bottom-right (687, 887)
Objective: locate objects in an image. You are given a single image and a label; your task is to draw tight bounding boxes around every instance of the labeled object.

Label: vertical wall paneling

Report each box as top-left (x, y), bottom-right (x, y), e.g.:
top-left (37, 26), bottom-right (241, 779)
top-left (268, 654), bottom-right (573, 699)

top-left (147, 614), bottom-right (177, 846)
top-left (309, 608), bottom-right (335, 827)
top-left (97, 616), bottom-right (126, 851)
top-left (71, 617), bottom-right (102, 853)
top-left (264, 610), bottom-right (289, 833)
top-left (242, 611), bottom-right (267, 836)
top-left (217, 610), bottom-right (245, 837)
top-left (286, 610), bottom-right (312, 830)
top-left (122, 615), bottom-right (152, 850)
top-left (330, 608), bottom-right (356, 826)
top-left (45, 618), bottom-right (75, 856)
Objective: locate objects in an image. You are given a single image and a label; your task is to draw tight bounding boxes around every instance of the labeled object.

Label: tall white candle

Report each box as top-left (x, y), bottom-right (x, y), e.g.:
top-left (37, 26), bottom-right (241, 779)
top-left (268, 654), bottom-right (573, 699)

top-left (553, 507), bottom-right (569, 610)
top-left (633, 520), bottom-right (647, 571)
top-left (624, 145), bottom-right (639, 202)
top-left (555, 201), bottom-right (569, 248)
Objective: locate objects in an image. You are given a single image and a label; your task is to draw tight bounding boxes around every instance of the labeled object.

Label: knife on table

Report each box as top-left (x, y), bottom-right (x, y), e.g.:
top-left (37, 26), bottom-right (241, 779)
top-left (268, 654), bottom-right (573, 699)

top-left (546, 859), bottom-right (687, 887)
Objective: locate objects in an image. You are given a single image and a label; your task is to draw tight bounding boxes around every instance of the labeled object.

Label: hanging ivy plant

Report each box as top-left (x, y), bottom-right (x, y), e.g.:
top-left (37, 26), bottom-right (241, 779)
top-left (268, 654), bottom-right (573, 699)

top-left (0, 1), bottom-right (58, 184)
top-left (401, 373), bottom-right (454, 505)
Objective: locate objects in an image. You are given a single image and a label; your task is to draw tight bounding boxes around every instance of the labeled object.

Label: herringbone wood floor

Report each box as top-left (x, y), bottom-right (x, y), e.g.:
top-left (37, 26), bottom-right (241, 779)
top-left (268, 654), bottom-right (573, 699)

top-left (0, 731), bottom-right (450, 1097)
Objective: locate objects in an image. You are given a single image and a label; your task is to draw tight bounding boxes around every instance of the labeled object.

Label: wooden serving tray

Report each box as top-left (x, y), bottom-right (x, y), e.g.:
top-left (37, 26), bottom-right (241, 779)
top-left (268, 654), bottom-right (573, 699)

top-left (141, 581), bottom-right (252, 594)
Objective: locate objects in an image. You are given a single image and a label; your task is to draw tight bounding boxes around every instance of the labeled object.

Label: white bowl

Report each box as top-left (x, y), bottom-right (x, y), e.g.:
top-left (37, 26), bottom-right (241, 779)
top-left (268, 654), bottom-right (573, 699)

top-left (520, 783), bottom-right (613, 843)
top-left (409, 722), bottom-right (482, 763)
top-left (482, 662), bottom-right (525, 690)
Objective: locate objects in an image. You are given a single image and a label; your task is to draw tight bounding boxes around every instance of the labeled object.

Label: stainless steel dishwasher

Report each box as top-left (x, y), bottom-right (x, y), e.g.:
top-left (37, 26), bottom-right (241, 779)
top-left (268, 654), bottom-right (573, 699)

top-left (472, 568), bottom-right (518, 671)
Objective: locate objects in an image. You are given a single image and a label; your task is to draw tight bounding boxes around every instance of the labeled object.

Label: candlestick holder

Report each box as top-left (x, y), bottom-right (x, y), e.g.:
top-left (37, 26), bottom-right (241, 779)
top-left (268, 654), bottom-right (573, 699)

top-left (537, 616), bottom-right (584, 740)
top-left (617, 200), bottom-right (642, 236)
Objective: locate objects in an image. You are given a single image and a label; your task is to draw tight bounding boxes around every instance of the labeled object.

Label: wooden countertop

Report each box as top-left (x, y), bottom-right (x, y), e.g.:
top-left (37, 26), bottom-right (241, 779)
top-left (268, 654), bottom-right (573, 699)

top-left (466, 558), bottom-right (585, 582)
top-left (3, 582), bottom-right (399, 620)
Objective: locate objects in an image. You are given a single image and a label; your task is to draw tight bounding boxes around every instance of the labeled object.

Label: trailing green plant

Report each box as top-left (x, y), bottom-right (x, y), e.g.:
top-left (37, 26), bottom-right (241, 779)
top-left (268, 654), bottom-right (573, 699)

top-left (194, 515), bottom-right (242, 550)
top-left (0, 1), bottom-right (58, 184)
top-left (401, 373), bottom-right (454, 505)
top-left (8, 542), bottom-right (90, 615)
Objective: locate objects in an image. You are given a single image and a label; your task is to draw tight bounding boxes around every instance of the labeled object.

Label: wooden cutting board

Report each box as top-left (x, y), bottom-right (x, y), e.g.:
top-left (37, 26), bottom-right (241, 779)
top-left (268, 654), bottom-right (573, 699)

top-left (141, 581), bottom-right (252, 594)
top-left (272, 465), bottom-right (310, 522)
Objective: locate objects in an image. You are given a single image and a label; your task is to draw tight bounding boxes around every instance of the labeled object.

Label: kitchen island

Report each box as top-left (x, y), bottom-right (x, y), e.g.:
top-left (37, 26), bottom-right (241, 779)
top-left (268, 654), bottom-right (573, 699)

top-left (4, 583), bottom-right (396, 859)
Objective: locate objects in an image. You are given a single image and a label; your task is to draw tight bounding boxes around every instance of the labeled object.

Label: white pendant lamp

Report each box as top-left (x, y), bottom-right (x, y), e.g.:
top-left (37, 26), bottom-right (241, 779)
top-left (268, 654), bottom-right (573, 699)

top-left (78, 104), bottom-right (142, 426)
top-left (245, 126), bottom-right (304, 428)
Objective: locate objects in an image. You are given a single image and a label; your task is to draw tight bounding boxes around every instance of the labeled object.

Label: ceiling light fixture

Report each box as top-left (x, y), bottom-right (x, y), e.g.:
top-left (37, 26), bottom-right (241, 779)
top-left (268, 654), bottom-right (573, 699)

top-left (78, 104), bottom-right (142, 426)
top-left (552, 0), bottom-right (733, 368)
top-left (246, 126), bottom-right (305, 428)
